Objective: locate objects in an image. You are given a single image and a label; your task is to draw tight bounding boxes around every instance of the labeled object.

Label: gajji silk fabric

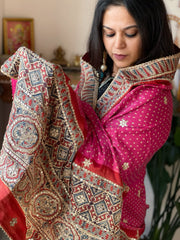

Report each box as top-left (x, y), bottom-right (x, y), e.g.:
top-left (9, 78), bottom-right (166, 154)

top-left (0, 47), bottom-right (180, 240)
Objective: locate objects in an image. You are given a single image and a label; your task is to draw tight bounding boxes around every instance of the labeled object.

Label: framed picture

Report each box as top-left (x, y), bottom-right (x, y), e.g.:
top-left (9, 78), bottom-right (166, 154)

top-left (3, 18), bottom-right (34, 55)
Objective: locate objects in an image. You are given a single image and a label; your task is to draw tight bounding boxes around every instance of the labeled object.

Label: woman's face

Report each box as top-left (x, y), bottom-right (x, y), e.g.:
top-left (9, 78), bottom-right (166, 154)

top-left (102, 5), bottom-right (142, 73)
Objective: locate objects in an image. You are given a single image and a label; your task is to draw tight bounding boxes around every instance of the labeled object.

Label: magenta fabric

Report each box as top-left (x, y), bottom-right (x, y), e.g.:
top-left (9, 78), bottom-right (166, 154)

top-left (74, 49), bottom-right (180, 238)
top-left (11, 78), bottom-right (17, 98)
top-left (76, 83), bottom-right (173, 237)
top-left (2, 46), bottom-right (180, 239)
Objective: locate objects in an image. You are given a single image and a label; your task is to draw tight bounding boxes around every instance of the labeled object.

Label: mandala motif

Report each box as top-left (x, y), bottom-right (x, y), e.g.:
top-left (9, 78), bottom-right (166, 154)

top-left (8, 116), bottom-right (41, 154)
top-left (30, 190), bottom-right (62, 220)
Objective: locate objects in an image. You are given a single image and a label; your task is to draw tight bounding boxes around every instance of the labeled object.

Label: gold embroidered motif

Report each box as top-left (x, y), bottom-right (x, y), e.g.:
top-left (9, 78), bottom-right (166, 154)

top-left (49, 126), bottom-right (60, 139)
top-left (138, 190), bottom-right (141, 198)
top-left (83, 158), bottom-right (92, 168)
top-left (71, 163), bottom-right (123, 237)
top-left (123, 219), bottom-right (128, 223)
top-left (124, 185), bottom-right (130, 192)
top-left (30, 190), bottom-right (62, 220)
top-left (123, 162), bottom-right (129, 170)
top-left (136, 229), bottom-right (140, 238)
top-left (164, 96), bottom-right (167, 104)
top-left (10, 218), bottom-right (17, 227)
top-left (119, 119), bottom-right (128, 127)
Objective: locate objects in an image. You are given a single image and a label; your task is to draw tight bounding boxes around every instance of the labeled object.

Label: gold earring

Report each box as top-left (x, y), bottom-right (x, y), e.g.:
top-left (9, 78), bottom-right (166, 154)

top-left (100, 51), bottom-right (107, 72)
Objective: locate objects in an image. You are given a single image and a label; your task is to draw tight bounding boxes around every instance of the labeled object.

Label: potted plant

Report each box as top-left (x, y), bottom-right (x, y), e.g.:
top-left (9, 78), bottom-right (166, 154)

top-left (142, 115), bottom-right (180, 240)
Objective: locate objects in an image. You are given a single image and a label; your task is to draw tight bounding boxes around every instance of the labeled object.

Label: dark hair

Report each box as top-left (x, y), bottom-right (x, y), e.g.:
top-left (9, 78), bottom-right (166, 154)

top-left (87, 0), bottom-right (175, 71)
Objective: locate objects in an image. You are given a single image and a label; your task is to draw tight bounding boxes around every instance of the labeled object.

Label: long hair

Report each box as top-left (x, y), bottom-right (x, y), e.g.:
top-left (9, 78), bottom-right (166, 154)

top-left (87, 0), bottom-right (175, 71)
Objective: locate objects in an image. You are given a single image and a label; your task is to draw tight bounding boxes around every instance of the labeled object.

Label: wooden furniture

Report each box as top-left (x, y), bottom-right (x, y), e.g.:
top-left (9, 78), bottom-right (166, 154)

top-left (0, 73), bottom-right (11, 103)
top-left (63, 66), bottom-right (81, 86)
top-left (0, 55), bottom-right (11, 102)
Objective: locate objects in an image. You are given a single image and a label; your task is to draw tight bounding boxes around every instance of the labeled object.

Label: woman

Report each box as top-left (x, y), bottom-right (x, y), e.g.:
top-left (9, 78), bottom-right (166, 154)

top-left (76, 0), bottom-right (179, 238)
top-left (0, 0), bottom-right (180, 239)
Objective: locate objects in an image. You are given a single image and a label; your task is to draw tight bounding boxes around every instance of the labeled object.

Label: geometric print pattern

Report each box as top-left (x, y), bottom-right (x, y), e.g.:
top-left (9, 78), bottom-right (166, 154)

top-left (0, 47), bottom-right (130, 239)
top-left (0, 47), bottom-right (86, 239)
top-left (69, 163), bottom-right (123, 239)
top-left (79, 51), bottom-right (180, 119)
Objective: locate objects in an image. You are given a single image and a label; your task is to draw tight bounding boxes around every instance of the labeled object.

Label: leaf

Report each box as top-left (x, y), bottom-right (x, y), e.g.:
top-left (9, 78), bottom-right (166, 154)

top-left (175, 201), bottom-right (180, 216)
top-left (146, 115), bottom-right (180, 240)
top-left (163, 142), bottom-right (180, 165)
top-left (174, 126), bottom-right (180, 146)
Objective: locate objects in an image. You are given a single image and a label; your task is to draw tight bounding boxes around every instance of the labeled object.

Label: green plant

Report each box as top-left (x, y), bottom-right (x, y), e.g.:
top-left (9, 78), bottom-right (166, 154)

top-left (142, 116), bottom-right (180, 240)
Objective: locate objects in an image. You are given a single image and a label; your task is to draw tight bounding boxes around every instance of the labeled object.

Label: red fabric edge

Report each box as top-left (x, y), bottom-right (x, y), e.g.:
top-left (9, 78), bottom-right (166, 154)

top-left (64, 74), bottom-right (87, 142)
top-left (120, 225), bottom-right (145, 239)
top-left (0, 179), bottom-right (26, 240)
top-left (74, 151), bottom-right (123, 187)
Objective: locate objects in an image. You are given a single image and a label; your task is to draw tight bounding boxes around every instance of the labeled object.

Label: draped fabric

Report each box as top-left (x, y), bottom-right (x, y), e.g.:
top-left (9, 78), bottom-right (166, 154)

top-left (74, 49), bottom-right (180, 238)
top-left (0, 47), bottom-right (89, 239)
top-left (0, 47), bottom-right (124, 240)
top-left (0, 46), bottom-right (180, 240)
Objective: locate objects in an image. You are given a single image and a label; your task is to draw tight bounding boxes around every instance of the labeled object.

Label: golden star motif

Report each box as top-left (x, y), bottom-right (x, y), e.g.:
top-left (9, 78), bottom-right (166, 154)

top-left (122, 162), bottom-right (129, 170)
top-left (10, 218), bottom-right (17, 227)
top-left (119, 119), bottom-right (128, 127)
top-left (83, 158), bottom-right (92, 168)
top-left (164, 96), bottom-right (168, 105)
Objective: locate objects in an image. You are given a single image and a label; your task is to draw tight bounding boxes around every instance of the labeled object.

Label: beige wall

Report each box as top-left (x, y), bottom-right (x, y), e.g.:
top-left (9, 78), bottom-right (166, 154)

top-left (1, 0), bottom-right (179, 62)
top-left (1, 0), bottom-right (97, 61)
top-left (0, 0), bottom-right (4, 52)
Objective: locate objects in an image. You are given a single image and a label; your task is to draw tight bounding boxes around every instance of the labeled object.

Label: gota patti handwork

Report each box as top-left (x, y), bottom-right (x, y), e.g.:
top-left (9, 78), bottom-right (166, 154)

top-left (0, 47), bottom-right (124, 240)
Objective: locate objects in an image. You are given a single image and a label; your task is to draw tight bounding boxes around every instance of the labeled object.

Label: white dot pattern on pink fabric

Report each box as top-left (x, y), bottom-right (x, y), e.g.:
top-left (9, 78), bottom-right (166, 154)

top-left (78, 84), bottom-right (173, 230)
top-left (75, 51), bottom-right (180, 238)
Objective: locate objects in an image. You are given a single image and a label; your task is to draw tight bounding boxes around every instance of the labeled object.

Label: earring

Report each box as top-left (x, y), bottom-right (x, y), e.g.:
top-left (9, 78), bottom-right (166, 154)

top-left (100, 51), bottom-right (107, 72)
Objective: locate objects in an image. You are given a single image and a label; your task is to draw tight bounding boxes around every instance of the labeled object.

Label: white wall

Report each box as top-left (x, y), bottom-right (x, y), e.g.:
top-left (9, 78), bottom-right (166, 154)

top-left (2, 0), bottom-right (97, 62)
